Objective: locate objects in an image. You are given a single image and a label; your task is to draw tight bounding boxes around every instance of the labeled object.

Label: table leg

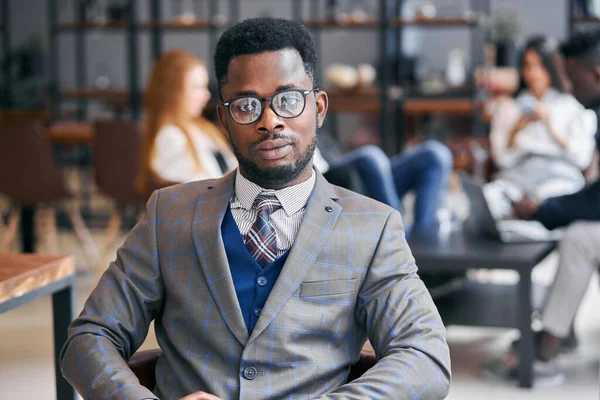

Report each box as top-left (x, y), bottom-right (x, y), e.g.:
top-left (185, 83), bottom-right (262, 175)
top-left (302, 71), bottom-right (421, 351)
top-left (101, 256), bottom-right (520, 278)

top-left (518, 270), bottom-right (534, 388)
top-left (52, 283), bottom-right (76, 400)
top-left (20, 206), bottom-right (35, 253)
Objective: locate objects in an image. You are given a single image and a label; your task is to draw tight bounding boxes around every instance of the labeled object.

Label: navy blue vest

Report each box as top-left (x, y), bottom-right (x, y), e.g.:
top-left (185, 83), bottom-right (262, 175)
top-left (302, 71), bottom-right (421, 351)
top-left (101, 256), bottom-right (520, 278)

top-left (221, 206), bottom-right (290, 333)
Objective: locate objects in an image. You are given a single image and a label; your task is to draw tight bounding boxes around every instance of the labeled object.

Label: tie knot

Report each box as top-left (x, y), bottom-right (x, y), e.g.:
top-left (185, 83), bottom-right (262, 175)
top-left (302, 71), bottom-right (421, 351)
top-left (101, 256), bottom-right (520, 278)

top-left (253, 194), bottom-right (281, 214)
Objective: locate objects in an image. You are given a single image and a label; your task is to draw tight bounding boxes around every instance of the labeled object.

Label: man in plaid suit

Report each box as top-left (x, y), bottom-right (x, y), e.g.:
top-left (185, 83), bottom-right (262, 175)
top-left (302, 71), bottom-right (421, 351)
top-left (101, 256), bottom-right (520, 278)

top-left (60, 17), bottom-right (451, 400)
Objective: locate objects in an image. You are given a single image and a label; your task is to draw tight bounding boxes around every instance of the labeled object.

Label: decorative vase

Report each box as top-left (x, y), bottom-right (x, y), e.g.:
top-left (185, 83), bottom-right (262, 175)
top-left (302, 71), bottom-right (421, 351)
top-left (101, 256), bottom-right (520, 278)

top-left (495, 43), bottom-right (518, 67)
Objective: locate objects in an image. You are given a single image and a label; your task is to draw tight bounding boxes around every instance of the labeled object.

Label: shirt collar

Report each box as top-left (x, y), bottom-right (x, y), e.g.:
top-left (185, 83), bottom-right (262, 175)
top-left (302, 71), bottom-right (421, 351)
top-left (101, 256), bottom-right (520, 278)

top-left (233, 168), bottom-right (316, 217)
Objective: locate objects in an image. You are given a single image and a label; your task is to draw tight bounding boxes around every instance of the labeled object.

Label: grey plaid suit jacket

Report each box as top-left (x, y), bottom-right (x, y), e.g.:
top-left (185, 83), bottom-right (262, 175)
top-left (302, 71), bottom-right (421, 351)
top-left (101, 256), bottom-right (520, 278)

top-left (60, 169), bottom-right (451, 400)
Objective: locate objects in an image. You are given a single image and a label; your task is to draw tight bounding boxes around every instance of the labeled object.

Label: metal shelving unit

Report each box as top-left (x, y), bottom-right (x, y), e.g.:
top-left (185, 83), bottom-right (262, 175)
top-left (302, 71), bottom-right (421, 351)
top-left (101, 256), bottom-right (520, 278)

top-left (46, 0), bottom-right (490, 152)
top-left (1, 0), bottom-right (10, 108)
top-left (569, 0), bottom-right (600, 33)
top-left (47, 0), bottom-right (239, 121)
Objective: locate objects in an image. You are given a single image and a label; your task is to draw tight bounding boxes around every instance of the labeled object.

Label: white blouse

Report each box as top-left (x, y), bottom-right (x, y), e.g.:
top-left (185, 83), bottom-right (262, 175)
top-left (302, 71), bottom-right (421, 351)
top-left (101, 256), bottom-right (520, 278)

top-left (312, 147), bottom-right (330, 174)
top-left (490, 89), bottom-right (597, 171)
top-left (151, 124), bottom-right (238, 183)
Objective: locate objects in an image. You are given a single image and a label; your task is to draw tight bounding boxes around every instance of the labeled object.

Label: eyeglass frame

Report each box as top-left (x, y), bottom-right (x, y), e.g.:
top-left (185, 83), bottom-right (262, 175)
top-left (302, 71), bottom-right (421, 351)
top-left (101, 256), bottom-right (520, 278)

top-left (221, 88), bottom-right (320, 125)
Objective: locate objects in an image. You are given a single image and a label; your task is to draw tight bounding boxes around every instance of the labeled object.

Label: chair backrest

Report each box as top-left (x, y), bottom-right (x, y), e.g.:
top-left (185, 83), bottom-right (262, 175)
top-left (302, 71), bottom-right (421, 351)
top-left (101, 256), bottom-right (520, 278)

top-left (0, 120), bottom-right (69, 205)
top-left (93, 120), bottom-right (150, 205)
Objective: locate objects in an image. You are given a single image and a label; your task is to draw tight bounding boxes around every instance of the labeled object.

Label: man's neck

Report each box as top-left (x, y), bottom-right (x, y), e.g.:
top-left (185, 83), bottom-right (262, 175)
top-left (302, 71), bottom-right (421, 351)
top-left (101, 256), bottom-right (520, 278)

top-left (239, 166), bottom-right (314, 190)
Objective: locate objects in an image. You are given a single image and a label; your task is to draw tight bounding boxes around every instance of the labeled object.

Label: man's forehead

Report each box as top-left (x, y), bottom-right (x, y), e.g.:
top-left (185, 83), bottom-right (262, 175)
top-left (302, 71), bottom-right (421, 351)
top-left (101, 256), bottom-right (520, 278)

top-left (225, 49), bottom-right (309, 87)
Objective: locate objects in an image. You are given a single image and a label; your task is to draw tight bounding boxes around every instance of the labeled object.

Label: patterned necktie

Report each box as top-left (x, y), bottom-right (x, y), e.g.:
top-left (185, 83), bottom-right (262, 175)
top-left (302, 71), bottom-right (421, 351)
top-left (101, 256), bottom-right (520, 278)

top-left (245, 194), bottom-right (282, 268)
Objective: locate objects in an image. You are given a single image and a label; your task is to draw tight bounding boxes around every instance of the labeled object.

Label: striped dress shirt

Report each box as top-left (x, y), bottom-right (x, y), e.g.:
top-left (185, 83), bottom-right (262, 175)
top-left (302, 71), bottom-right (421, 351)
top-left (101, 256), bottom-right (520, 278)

top-left (230, 169), bottom-right (315, 257)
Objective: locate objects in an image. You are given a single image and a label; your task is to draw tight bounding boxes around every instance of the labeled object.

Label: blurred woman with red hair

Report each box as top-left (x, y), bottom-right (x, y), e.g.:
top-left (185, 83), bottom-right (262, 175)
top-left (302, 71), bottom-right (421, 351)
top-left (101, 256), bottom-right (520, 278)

top-left (137, 50), bottom-right (236, 193)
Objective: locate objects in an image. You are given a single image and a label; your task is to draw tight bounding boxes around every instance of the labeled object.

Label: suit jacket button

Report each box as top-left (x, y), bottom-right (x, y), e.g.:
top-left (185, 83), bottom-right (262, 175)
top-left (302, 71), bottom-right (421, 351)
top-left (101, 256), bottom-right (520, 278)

top-left (325, 206), bottom-right (333, 212)
top-left (243, 366), bottom-right (257, 380)
top-left (257, 276), bottom-right (268, 287)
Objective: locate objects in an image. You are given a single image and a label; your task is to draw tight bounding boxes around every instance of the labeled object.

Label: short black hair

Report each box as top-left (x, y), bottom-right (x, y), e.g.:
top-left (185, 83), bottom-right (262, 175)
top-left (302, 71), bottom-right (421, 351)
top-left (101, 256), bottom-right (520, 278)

top-left (561, 29), bottom-right (600, 65)
top-left (214, 17), bottom-right (319, 96)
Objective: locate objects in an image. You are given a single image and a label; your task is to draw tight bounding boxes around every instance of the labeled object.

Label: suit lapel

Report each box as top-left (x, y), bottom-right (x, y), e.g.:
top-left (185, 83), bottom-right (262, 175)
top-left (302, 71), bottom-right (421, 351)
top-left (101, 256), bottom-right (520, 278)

top-left (191, 170), bottom-right (250, 346)
top-left (248, 172), bottom-right (342, 343)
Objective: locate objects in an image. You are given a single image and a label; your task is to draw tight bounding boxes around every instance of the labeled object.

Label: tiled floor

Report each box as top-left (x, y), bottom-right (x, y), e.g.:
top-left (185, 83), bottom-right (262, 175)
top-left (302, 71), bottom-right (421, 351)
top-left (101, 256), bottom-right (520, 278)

top-left (1, 224), bottom-right (599, 399)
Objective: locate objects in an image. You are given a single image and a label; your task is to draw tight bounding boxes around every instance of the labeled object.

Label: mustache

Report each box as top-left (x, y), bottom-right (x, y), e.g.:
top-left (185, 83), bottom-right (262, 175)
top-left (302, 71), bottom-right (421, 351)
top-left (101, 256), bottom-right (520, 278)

top-left (250, 133), bottom-right (294, 148)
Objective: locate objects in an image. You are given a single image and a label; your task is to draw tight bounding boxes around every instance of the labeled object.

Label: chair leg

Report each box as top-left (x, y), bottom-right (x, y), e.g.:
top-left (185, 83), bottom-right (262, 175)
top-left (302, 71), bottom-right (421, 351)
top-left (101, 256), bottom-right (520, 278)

top-left (35, 206), bottom-right (46, 253)
top-left (36, 206), bottom-right (57, 254)
top-left (99, 211), bottom-right (122, 270)
top-left (0, 208), bottom-right (20, 252)
top-left (44, 207), bottom-right (59, 254)
top-left (67, 204), bottom-right (100, 269)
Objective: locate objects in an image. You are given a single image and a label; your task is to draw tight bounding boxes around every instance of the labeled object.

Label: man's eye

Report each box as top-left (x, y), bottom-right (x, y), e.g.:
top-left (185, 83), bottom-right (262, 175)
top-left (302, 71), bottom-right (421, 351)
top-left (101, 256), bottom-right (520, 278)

top-left (237, 100), bottom-right (258, 113)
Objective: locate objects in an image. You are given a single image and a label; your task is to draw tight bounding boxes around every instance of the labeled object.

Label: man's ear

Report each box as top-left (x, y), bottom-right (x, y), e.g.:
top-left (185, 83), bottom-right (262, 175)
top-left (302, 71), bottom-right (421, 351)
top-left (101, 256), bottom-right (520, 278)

top-left (315, 90), bottom-right (328, 129)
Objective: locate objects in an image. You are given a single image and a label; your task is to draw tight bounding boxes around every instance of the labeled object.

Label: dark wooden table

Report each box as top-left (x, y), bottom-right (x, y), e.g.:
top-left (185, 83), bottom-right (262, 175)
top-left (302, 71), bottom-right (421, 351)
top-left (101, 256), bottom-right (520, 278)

top-left (408, 229), bottom-right (556, 388)
top-left (0, 254), bottom-right (76, 400)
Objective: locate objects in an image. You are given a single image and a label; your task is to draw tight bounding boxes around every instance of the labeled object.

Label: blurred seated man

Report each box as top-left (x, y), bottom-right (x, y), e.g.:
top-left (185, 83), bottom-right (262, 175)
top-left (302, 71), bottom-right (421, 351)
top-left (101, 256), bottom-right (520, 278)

top-left (498, 221), bottom-right (600, 381)
top-left (314, 139), bottom-right (453, 238)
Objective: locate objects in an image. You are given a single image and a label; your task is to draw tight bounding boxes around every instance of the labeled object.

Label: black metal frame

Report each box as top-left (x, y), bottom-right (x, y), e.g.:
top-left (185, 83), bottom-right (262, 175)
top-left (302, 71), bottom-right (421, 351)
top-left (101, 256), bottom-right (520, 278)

top-left (1, 0), bottom-right (11, 108)
top-left (47, 0), bottom-right (58, 116)
top-left (0, 274), bottom-right (76, 400)
top-left (127, 0), bottom-right (139, 119)
top-left (75, 0), bottom-right (87, 120)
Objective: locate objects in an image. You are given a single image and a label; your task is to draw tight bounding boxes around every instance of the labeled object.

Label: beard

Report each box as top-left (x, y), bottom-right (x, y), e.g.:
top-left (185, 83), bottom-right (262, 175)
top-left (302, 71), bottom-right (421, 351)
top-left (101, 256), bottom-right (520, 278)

top-left (230, 133), bottom-right (317, 188)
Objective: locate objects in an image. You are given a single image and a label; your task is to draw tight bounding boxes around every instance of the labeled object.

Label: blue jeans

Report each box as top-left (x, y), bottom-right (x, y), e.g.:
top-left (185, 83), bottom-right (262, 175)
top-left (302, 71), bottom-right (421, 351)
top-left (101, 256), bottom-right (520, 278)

top-left (327, 141), bottom-right (453, 236)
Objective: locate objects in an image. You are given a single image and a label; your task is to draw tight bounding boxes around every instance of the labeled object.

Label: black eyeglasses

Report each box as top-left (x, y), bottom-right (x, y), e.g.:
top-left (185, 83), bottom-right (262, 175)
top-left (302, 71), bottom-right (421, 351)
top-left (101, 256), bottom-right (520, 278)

top-left (222, 89), bottom-right (319, 125)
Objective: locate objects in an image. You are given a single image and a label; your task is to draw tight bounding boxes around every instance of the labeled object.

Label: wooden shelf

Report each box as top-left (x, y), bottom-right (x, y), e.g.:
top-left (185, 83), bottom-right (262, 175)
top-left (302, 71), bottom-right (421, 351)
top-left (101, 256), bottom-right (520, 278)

top-left (303, 18), bottom-right (378, 29)
top-left (140, 20), bottom-right (230, 30)
top-left (392, 16), bottom-right (478, 27)
top-left (57, 16), bottom-right (478, 31)
top-left (325, 86), bottom-right (477, 115)
top-left (57, 20), bottom-right (230, 31)
top-left (572, 16), bottom-right (600, 23)
top-left (60, 88), bottom-right (128, 100)
top-left (326, 86), bottom-right (380, 113)
top-left (404, 98), bottom-right (477, 116)
top-left (57, 21), bottom-right (127, 30)
top-left (0, 109), bottom-right (54, 122)
top-left (60, 89), bottom-right (129, 104)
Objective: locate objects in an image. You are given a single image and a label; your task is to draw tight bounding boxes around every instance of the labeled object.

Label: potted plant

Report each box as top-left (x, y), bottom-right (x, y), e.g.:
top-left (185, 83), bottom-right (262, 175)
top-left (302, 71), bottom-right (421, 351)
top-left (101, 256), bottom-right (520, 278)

top-left (486, 8), bottom-right (522, 67)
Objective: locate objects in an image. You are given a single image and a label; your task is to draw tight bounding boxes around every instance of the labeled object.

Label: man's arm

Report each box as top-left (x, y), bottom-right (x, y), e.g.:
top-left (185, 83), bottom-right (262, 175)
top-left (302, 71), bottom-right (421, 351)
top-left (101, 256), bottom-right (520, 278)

top-left (60, 191), bottom-right (164, 400)
top-left (319, 210), bottom-right (451, 400)
top-left (533, 179), bottom-right (600, 230)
